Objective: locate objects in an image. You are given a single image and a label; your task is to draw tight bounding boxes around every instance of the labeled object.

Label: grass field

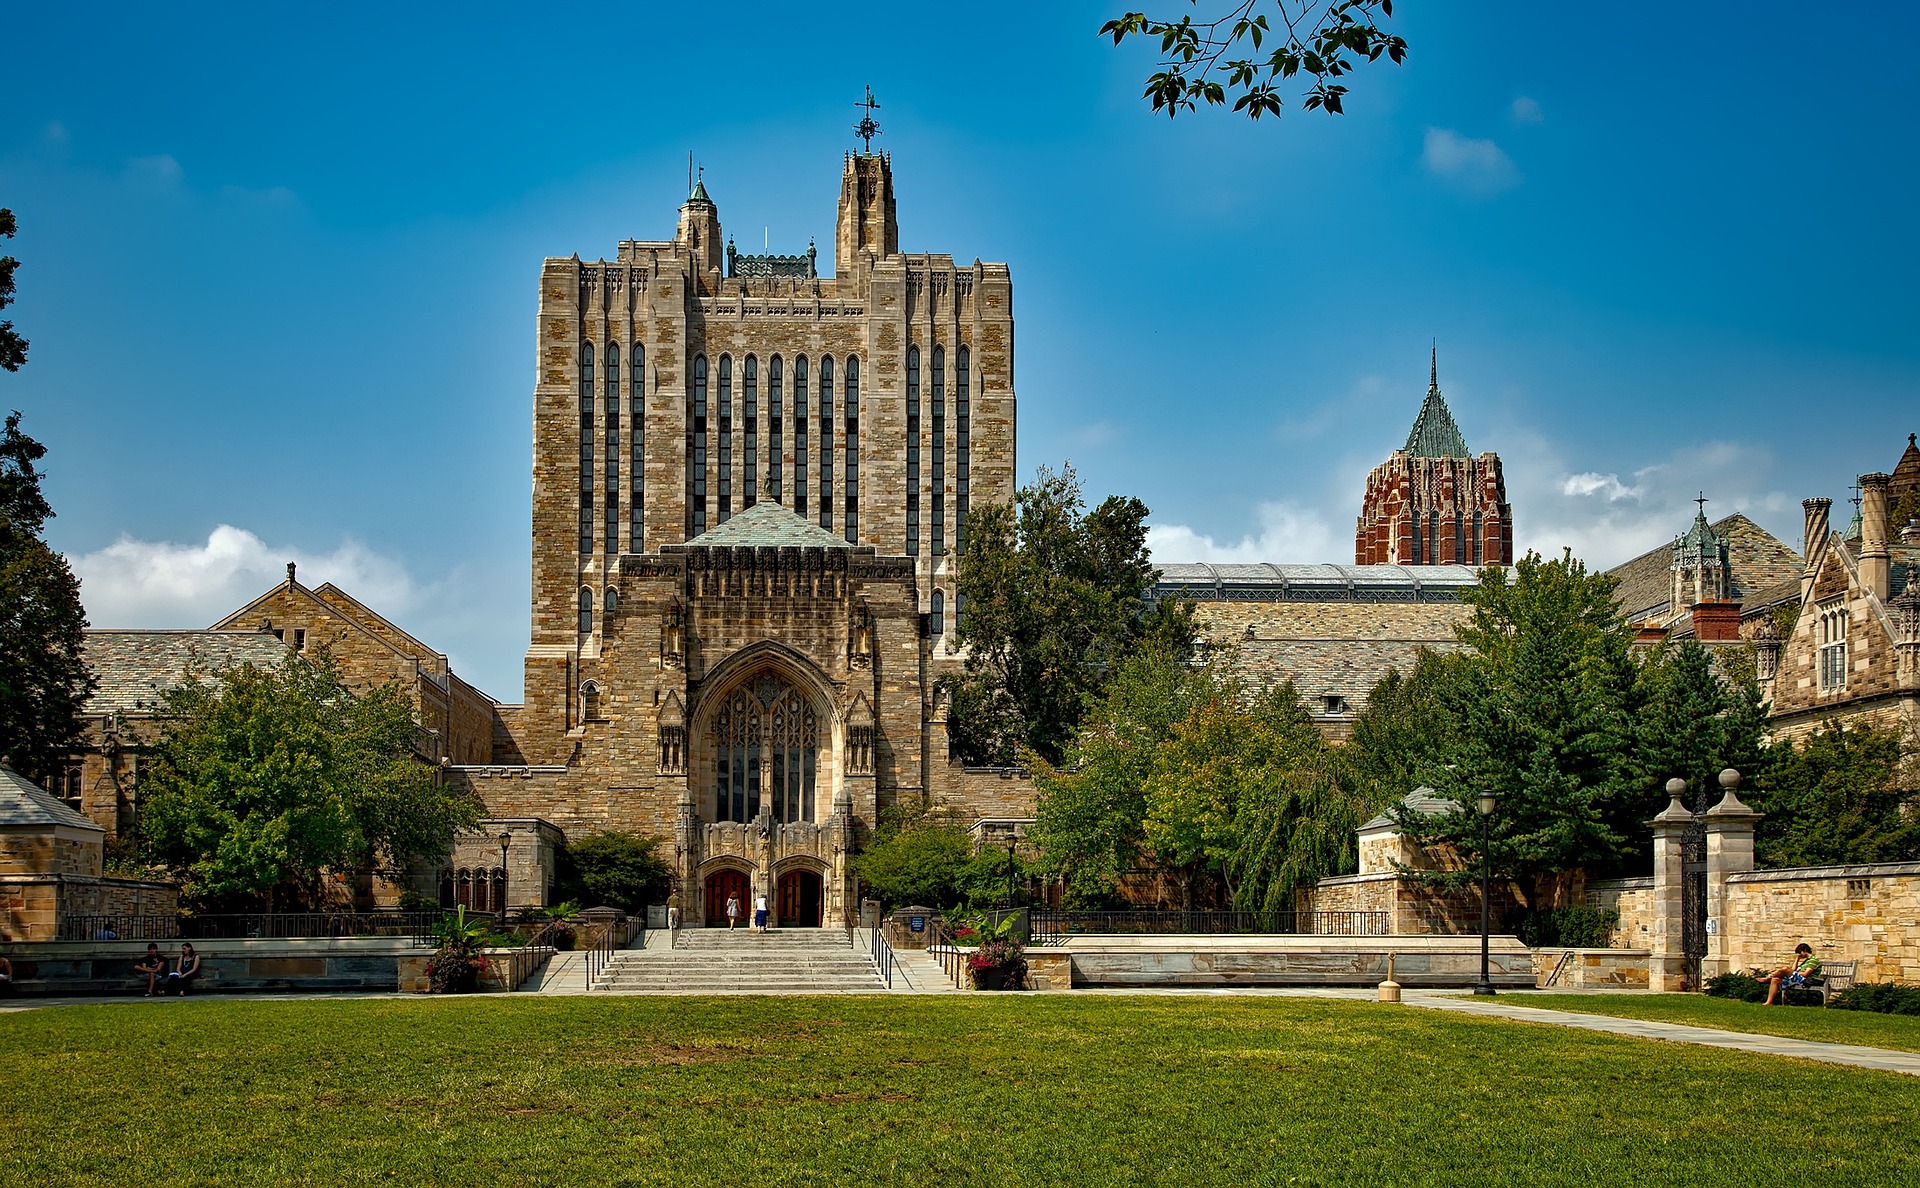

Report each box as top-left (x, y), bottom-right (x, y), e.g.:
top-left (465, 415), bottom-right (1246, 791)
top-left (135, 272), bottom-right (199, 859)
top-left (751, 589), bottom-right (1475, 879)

top-left (1524, 992), bottom-right (1920, 1053)
top-left (4, 995), bottom-right (1919, 1186)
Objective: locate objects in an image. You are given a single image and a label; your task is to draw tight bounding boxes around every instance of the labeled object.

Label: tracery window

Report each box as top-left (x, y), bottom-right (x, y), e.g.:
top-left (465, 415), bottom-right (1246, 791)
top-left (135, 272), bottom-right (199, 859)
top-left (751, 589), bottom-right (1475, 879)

top-left (844, 355), bottom-right (860, 543)
top-left (793, 355), bottom-right (809, 514)
top-left (906, 346), bottom-right (921, 557)
top-left (605, 343), bottom-right (620, 555)
top-left (931, 589), bottom-right (944, 637)
top-left (743, 355), bottom-right (758, 508)
top-left (711, 676), bottom-right (820, 825)
top-left (689, 354), bottom-right (708, 537)
top-left (931, 346), bottom-right (946, 560)
top-left (819, 355), bottom-right (834, 531)
top-left (1818, 600), bottom-right (1849, 691)
top-left (578, 587), bottom-right (593, 635)
top-left (631, 343), bottom-right (645, 552)
top-left (956, 346), bottom-right (970, 553)
top-left (580, 343), bottom-right (595, 554)
top-left (768, 355), bottom-right (784, 503)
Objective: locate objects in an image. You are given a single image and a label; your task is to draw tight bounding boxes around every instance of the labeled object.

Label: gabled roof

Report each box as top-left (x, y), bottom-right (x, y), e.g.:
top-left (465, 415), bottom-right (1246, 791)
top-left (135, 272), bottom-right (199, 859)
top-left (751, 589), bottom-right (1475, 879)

top-left (0, 763), bottom-right (104, 833)
top-left (1360, 786), bottom-right (1457, 832)
top-left (1891, 433), bottom-right (1920, 502)
top-left (1607, 513), bottom-right (1802, 622)
top-left (81, 630), bottom-right (292, 715)
top-left (680, 500), bottom-right (856, 550)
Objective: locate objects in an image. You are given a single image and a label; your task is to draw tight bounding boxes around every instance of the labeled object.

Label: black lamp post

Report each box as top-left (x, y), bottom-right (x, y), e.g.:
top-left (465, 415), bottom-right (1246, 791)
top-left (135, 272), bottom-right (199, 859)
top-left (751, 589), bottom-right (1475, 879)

top-left (1474, 790), bottom-right (1497, 996)
top-left (497, 830), bottom-right (512, 920)
top-left (1005, 840), bottom-right (1018, 909)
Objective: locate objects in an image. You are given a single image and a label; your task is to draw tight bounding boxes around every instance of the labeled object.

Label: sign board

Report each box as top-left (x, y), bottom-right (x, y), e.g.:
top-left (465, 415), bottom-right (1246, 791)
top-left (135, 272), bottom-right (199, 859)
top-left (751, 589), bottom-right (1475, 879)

top-left (1705, 917), bottom-right (1718, 935)
top-left (909, 916), bottom-right (926, 933)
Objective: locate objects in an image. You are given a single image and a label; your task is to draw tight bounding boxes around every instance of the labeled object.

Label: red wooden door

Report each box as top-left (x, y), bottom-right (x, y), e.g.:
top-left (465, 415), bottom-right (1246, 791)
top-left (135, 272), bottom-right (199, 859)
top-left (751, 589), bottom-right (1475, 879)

top-left (705, 869), bottom-right (750, 927)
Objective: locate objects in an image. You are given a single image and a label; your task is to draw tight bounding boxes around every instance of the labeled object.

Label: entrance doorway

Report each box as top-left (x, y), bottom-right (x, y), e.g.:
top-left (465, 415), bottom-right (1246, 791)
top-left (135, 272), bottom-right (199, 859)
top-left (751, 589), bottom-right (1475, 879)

top-left (776, 869), bottom-right (823, 928)
top-left (704, 868), bottom-right (751, 927)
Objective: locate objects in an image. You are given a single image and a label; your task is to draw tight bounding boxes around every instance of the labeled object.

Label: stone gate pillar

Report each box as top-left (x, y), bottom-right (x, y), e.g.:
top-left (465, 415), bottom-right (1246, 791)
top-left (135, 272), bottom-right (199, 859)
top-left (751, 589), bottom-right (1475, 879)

top-left (1703, 770), bottom-right (1760, 980)
top-left (1650, 792), bottom-right (1694, 991)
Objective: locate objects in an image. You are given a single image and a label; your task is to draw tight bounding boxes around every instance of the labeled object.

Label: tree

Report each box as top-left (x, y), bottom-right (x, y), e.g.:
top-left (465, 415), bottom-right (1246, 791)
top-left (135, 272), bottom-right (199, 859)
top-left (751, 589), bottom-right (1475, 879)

top-left (1102, 1), bottom-right (1406, 121)
top-left (1750, 723), bottom-right (1919, 868)
top-left (1625, 639), bottom-right (1770, 870)
top-left (0, 411), bottom-right (94, 784)
top-left (849, 811), bottom-right (975, 908)
top-left (1396, 551), bottom-right (1641, 907)
top-left (138, 651), bottom-right (481, 909)
top-left (0, 208), bottom-right (26, 371)
top-left (553, 831), bottom-right (672, 915)
top-left (945, 463), bottom-right (1195, 767)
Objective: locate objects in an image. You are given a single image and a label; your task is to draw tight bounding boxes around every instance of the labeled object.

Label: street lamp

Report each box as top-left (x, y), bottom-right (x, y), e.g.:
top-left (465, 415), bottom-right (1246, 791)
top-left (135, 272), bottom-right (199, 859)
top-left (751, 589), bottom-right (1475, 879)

top-left (497, 831), bottom-right (512, 921)
top-left (1475, 790), bottom-right (1497, 996)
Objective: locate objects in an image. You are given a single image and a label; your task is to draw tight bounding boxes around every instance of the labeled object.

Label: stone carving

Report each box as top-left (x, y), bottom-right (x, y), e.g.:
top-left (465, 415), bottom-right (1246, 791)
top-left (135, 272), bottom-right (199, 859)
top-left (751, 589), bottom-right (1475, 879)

top-left (658, 690), bottom-right (686, 774)
top-left (662, 599), bottom-right (686, 669)
top-left (849, 600), bottom-right (875, 668)
top-left (845, 692), bottom-right (875, 775)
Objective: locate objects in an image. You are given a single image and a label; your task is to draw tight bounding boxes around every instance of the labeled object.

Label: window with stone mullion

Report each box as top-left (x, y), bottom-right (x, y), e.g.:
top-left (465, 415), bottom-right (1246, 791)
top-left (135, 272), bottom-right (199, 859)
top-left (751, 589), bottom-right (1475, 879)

top-left (579, 342), bottom-right (595, 555)
top-left (931, 346), bottom-right (945, 561)
top-left (605, 343), bottom-right (620, 555)
top-left (768, 355), bottom-right (784, 504)
top-left (793, 356), bottom-right (809, 515)
top-left (906, 346), bottom-right (920, 558)
top-left (631, 343), bottom-right (645, 552)
top-left (744, 355), bottom-right (758, 508)
top-left (718, 355), bottom-right (733, 523)
top-left (819, 356), bottom-right (834, 531)
top-left (844, 355), bottom-right (860, 543)
top-left (956, 345), bottom-right (970, 554)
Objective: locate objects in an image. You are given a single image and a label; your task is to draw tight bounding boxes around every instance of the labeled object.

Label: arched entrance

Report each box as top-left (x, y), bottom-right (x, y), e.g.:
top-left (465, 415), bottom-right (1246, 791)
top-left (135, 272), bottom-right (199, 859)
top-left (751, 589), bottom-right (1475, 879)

top-left (704, 868), bottom-right (751, 927)
top-left (777, 869), bottom-right (823, 928)
top-left (705, 667), bottom-right (825, 825)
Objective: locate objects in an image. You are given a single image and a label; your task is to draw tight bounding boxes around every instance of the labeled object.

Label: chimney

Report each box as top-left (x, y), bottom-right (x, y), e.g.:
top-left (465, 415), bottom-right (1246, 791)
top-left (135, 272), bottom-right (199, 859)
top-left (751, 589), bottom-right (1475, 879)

top-left (1690, 600), bottom-right (1742, 642)
top-left (1859, 472), bottom-right (1891, 602)
top-left (1801, 497), bottom-right (1831, 604)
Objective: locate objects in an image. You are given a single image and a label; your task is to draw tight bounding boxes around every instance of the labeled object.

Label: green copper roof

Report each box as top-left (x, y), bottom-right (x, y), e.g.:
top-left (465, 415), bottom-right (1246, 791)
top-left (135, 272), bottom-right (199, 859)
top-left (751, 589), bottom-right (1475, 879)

top-left (683, 500), bottom-right (854, 549)
top-left (689, 178), bottom-right (712, 203)
top-left (1403, 350), bottom-right (1471, 458)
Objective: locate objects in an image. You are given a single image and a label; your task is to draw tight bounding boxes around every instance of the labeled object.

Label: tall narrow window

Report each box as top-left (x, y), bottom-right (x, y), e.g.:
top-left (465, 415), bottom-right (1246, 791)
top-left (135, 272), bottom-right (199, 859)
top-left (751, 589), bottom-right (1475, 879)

top-left (931, 346), bottom-right (946, 561)
top-left (768, 355), bottom-right (784, 503)
top-left (605, 343), bottom-right (620, 555)
top-left (580, 343), bottom-right (595, 554)
top-left (578, 587), bottom-right (593, 635)
top-left (717, 355), bottom-right (733, 522)
top-left (1471, 511), bottom-right (1482, 566)
top-left (1818, 601), bottom-right (1849, 691)
top-left (931, 589), bottom-right (944, 637)
top-left (844, 355), bottom-right (860, 543)
top-left (1409, 515), bottom-right (1422, 565)
top-left (793, 355), bottom-right (809, 515)
top-left (743, 355), bottom-right (758, 507)
top-left (818, 355), bottom-right (834, 531)
top-left (956, 345), bottom-right (970, 554)
top-left (906, 346), bottom-right (921, 557)
top-left (689, 354), bottom-right (708, 537)
top-left (631, 343), bottom-right (645, 552)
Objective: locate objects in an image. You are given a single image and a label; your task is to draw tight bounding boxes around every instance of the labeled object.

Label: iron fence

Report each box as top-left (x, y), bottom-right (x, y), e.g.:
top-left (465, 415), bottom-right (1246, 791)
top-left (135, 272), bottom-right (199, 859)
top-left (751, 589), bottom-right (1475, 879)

top-left (58, 910), bottom-right (455, 944)
top-left (868, 922), bottom-right (895, 990)
top-left (1027, 909), bottom-right (1391, 946)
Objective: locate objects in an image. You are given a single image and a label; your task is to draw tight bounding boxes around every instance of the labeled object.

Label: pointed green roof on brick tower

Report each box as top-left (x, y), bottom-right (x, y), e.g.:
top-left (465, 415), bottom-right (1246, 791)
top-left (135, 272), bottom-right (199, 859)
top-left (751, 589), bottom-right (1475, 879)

top-left (1403, 347), bottom-right (1471, 458)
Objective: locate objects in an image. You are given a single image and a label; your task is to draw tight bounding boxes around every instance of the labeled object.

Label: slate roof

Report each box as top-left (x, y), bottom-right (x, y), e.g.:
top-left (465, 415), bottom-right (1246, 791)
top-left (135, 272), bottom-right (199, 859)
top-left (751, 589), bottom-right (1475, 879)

top-left (81, 630), bottom-right (292, 715)
top-left (1360, 786), bottom-right (1458, 831)
top-left (1606, 513), bottom-right (1802, 623)
top-left (1154, 563), bottom-right (1486, 601)
top-left (1235, 638), bottom-right (1464, 706)
top-left (0, 763), bottom-right (102, 832)
top-left (1891, 433), bottom-right (1920, 503)
top-left (679, 501), bottom-right (857, 550)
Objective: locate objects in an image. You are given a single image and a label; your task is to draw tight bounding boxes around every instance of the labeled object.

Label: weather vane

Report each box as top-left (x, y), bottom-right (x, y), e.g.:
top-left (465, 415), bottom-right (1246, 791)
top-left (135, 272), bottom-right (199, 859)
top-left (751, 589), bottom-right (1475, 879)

top-left (854, 86), bottom-right (882, 154)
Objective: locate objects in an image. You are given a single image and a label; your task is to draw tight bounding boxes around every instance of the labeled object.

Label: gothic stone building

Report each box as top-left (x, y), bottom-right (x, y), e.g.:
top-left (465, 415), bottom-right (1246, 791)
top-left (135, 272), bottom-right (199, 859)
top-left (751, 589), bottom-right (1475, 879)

top-left (450, 150), bottom-right (1025, 927)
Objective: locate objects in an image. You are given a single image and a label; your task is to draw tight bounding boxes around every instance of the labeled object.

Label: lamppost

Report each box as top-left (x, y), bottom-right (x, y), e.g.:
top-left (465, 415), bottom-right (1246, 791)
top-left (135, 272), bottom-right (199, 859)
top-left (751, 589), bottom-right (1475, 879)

top-left (497, 830), bottom-right (512, 921)
top-left (1475, 790), bottom-right (1497, 996)
top-left (1005, 839), bottom-right (1018, 909)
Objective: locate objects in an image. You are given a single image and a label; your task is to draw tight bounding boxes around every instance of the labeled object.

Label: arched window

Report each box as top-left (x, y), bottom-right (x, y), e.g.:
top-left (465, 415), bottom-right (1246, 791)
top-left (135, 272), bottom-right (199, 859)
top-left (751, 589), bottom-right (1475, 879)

top-left (767, 355), bottom-right (784, 503)
top-left (605, 343), bottom-right (620, 555)
top-left (818, 355), bottom-right (834, 531)
top-left (956, 345), bottom-right (970, 554)
top-left (931, 346), bottom-right (946, 560)
top-left (631, 343), bottom-right (645, 552)
top-left (604, 587), bottom-right (618, 619)
top-left (581, 681), bottom-right (601, 722)
top-left (743, 355), bottom-right (758, 508)
top-left (578, 587), bottom-right (593, 635)
top-left (717, 355), bottom-right (733, 522)
top-left (689, 354), bottom-right (708, 537)
top-left (580, 343), bottom-right (595, 555)
top-left (714, 677), bottom-right (818, 825)
top-left (792, 355), bottom-right (809, 514)
top-left (906, 346), bottom-right (921, 558)
top-left (844, 355), bottom-right (860, 543)
top-left (931, 589), bottom-right (945, 637)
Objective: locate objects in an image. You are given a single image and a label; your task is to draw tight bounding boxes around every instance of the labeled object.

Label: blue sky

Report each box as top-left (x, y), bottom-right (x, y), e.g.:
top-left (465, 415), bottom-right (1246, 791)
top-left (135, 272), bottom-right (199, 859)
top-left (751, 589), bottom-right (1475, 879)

top-left (5, 2), bottom-right (1917, 700)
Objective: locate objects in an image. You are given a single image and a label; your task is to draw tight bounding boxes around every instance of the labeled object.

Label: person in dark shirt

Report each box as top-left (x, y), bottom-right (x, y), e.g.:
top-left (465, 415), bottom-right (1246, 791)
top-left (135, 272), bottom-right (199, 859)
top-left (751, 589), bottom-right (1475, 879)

top-left (163, 943), bottom-right (203, 997)
top-left (133, 943), bottom-right (168, 996)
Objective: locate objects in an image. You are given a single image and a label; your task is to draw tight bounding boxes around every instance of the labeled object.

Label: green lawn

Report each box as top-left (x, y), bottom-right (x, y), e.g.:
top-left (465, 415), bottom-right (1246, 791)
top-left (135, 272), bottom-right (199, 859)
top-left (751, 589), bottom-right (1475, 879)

top-left (4, 995), bottom-right (1919, 1186)
top-left (1525, 992), bottom-right (1920, 1053)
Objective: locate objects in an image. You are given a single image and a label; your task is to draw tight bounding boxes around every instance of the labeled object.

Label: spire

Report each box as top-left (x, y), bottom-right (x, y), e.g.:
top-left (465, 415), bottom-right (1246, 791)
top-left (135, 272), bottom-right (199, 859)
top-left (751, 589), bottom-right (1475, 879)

top-left (688, 164), bottom-right (711, 205)
top-left (1403, 351), bottom-right (1470, 458)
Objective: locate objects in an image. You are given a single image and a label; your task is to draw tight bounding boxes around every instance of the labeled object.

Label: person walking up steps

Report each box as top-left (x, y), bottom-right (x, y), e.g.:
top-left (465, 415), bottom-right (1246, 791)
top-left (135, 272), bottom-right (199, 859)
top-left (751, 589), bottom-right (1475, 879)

top-left (754, 893), bottom-right (769, 933)
top-left (725, 894), bottom-right (741, 930)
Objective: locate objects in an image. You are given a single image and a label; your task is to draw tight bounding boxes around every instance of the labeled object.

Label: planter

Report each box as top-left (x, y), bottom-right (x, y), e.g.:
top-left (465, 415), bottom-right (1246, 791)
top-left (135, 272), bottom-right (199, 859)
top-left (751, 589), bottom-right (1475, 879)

top-left (972, 966), bottom-right (1023, 991)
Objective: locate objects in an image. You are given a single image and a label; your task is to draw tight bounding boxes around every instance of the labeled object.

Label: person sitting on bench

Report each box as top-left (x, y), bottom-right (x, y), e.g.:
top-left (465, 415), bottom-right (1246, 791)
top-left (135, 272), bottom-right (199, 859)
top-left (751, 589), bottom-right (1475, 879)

top-left (1762, 942), bottom-right (1821, 1005)
top-left (162, 943), bottom-right (203, 997)
top-left (134, 943), bottom-right (168, 996)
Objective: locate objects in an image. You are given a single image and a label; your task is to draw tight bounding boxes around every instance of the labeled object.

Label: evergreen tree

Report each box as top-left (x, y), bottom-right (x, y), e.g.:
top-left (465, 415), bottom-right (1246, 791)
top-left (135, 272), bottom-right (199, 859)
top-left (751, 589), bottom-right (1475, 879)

top-left (0, 208), bottom-right (27, 372)
top-left (0, 410), bottom-right (94, 784)
top-left (1749, 723), bottom-right (1919, 867)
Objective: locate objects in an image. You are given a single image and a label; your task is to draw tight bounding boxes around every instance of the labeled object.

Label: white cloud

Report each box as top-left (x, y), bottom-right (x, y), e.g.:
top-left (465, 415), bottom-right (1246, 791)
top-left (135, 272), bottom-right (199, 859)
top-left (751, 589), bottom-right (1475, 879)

top-left (1067, 419), bottom-right (1122, 450)
top-left (73, 524), bottom-right (423, 629)
top-left (1422, 128), bottom-right (1520, 194)
top-left (1560, 471), bottom-right (1645, 501)
top-left (1511, 96), bottom-right (1545, 125)
top-left (1148, 501), bottom-right (1341, 565)
top-left (126, 153), bottom-right (183, 185)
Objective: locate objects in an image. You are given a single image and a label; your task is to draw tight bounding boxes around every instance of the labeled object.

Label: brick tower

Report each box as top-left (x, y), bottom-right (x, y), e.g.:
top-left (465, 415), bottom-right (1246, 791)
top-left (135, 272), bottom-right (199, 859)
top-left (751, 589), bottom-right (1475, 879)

top-left (1354, 351), bottom-right (1513, 567)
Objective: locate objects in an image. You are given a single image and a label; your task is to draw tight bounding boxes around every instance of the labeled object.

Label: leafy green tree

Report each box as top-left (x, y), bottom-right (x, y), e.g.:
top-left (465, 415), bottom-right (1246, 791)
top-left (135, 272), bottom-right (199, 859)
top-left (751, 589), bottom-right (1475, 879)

top-left (0, 208), bottom-right (27, 372)
top-left (945, 463), bottom-right (1196, 766)
top-left (1750, 723), bottom-right (1919, 867)
top-left (0, 411), bottom-right (94, 784)
top-left (1624, 639), bottom-right (1768, 868)
top-left (1029, 644), bottom-right (1214, 902)
top-left (1397, 551), bottom-right (1641, 907)
top-left (1102, 1), bottom-right (1406, 121)
top-left (849, 813), bottom-right (974, 908)
top-left (554, 831), bottom-right (672, 915)
top-left (1340, 650), bottom-right (1462, 813)
top-left (139, 651), bottom-right (481, 909)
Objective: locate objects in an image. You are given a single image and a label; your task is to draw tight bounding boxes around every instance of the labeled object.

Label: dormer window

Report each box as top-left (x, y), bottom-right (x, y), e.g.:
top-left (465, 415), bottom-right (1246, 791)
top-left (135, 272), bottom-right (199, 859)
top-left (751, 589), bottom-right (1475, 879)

top-left (1818, 599), bottom-right (1848, 691)
top-left (1323, 695), bottom-right (1349, 716)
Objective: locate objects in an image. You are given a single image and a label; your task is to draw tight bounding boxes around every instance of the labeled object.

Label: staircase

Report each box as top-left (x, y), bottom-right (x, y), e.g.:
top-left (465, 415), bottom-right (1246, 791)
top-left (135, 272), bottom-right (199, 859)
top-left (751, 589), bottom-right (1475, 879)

top-left (593, 927), bottom-right (890, 994)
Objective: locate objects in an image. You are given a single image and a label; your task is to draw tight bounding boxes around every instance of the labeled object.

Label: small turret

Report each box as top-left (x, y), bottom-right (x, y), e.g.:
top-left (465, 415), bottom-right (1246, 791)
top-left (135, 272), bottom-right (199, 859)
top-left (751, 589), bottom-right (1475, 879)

top-left (676, 169), bottom-right (723, 286)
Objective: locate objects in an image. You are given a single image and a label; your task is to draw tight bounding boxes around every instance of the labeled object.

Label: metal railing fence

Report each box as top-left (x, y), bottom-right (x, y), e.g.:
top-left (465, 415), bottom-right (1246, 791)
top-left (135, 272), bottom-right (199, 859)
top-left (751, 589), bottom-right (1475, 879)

top-left (58, 910), bottom-right (454, 944)
top-left (868, 922), bottom-right (895, 990)
top-left (1027, 909), bottom-right (1391, 946)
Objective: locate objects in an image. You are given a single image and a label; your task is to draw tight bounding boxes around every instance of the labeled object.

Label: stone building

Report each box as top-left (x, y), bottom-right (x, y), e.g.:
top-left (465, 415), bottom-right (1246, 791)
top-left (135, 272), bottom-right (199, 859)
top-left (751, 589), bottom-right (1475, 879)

top-left (1, 763), bottom-right (175, 942)
top-left (452, 146), bottom-right (1026, 927)
top-left (1604, 504), bottom-right (1803, 644)
top-left (1354, 352), bottom-right (1513, 567)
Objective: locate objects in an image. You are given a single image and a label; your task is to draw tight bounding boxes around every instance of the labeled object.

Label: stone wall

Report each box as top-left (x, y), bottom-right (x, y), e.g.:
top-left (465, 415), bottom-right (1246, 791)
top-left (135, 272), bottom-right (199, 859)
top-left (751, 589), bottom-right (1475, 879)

top-left (1724, 862), bottom-right (1920, 983)
top-left (1586, 877), bottom-right (1654, 949)
top-left (930, 766), bottom-right (1037, 824)
top-left (1304, 871), bottom-right (1520, 935)
top-left (1531, 947), bottom-right (1651, 989)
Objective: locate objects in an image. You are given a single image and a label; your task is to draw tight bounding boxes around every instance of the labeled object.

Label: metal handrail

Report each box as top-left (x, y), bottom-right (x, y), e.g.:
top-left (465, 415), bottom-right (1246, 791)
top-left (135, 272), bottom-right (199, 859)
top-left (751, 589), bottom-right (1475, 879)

top-left (1026, 908), bottom-right (1391, 946)
top-left (869, 923), bottom-right (895, 990)
top-left (921, 917), bottom-right (971, 989)
top-left (583, 913), bottom-right (646, 990)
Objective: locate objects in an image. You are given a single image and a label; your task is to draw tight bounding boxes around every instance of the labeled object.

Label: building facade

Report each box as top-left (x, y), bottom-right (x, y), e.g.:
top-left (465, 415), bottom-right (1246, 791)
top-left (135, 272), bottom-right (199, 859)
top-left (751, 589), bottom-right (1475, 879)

top-left (1354, 353), bottom-right (1513, 567)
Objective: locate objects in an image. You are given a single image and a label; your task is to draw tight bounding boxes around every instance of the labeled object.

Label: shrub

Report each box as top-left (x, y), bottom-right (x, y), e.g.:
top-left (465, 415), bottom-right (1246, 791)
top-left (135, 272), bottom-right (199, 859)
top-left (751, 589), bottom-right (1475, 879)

top-left (1829, 982), bottom-right (1920, 1015)
top-left (850, 820), bottom-right (972, 909)
top-left (1506, 906), bottom-right (1619, 948)
top-left (426, 906), bottom-right (490, 994)
top-left (1704, 971), bottom-right (1768, 1002)
top-left (553, 832), bottom-right (671, 916)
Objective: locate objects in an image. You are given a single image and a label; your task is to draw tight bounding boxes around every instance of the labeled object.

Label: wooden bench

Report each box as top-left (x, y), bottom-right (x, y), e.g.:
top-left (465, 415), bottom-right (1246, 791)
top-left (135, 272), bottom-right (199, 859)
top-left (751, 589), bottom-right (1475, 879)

top-left (1798, 960), bottom-right (1857, 1006)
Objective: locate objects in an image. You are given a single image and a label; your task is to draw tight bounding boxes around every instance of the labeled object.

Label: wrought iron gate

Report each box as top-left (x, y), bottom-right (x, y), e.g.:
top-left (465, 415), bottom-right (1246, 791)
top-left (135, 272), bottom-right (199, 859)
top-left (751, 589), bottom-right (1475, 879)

top-left (1680, 782), bottom-right (1710, 983)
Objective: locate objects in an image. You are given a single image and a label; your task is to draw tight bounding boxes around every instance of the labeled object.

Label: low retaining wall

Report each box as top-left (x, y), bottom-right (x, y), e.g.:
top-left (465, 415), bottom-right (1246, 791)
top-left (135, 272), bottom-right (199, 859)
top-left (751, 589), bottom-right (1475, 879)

top-left (0, 938), bottom-right (554, 997)
top-left (1037, 934), bottom-right (1534, 989)
top-left (1725, 862), bottom-right (1920, 983)
top-left (1532, 947), bottom-right (1650, 989)
top-left (1584, 878), bottom-right (1654, 949)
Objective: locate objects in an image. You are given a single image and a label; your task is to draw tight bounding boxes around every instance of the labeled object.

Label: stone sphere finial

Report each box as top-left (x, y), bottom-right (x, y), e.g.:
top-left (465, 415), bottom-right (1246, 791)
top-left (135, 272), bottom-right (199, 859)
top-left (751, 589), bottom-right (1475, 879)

top-left (1665, 777), bottom-right (1687, 796)
top-left (1718, 768), bottom-right (1740, 790)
